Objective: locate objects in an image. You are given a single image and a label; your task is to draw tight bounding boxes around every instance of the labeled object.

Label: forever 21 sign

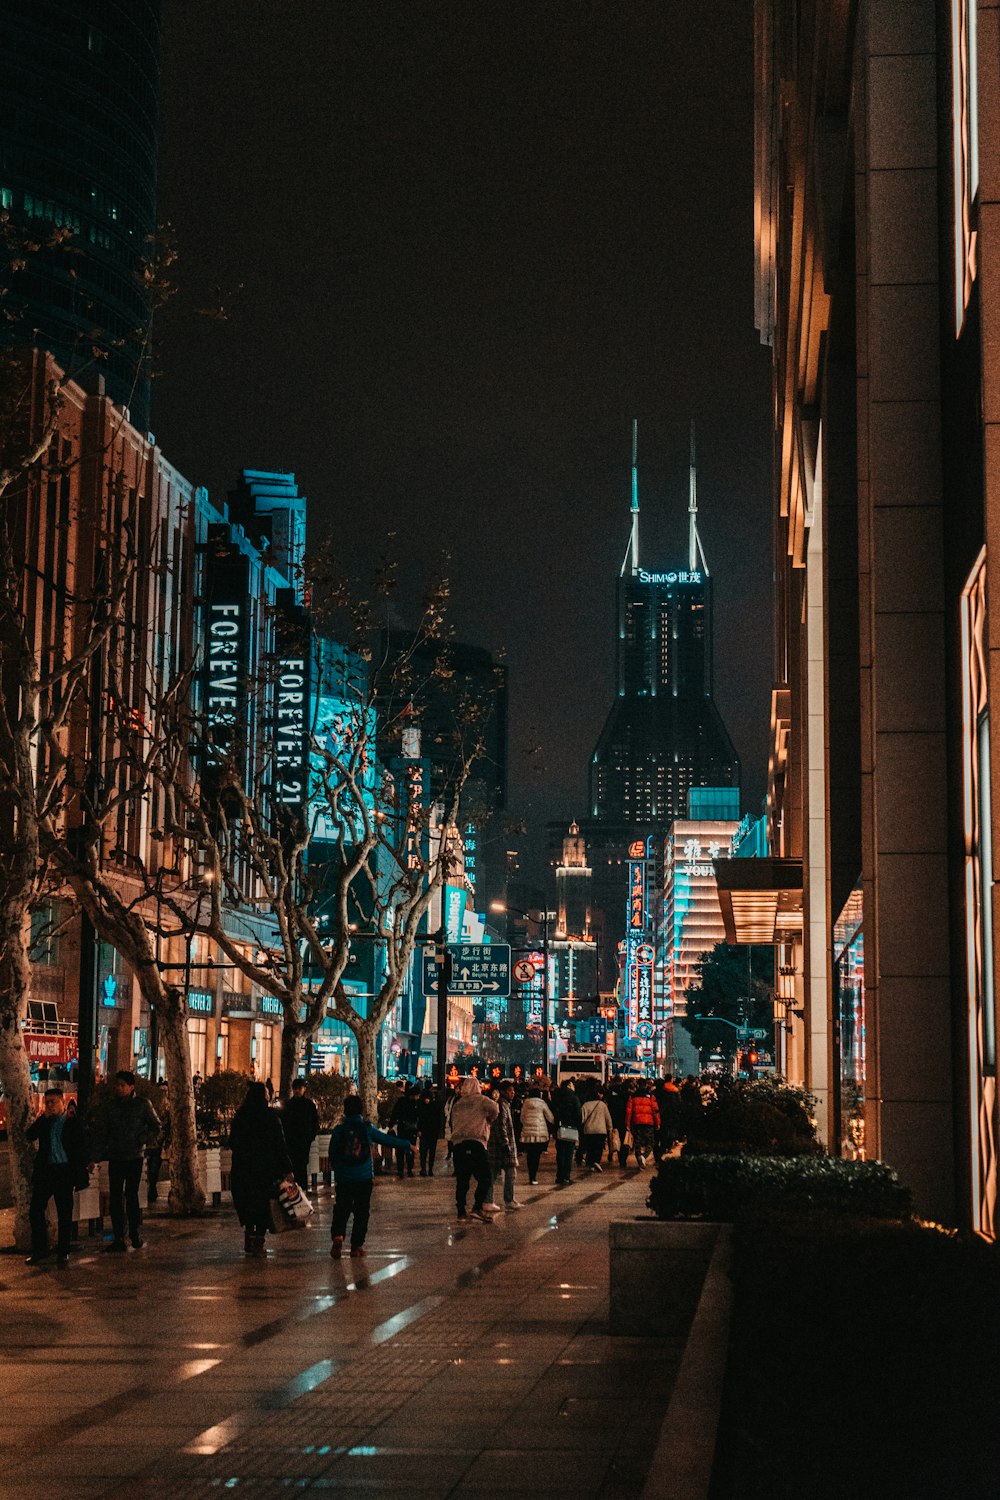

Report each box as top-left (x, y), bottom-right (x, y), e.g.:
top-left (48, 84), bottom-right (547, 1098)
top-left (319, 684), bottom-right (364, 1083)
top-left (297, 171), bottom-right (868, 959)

top-left (203, 534), bottom-right (249, 776)
top-left (274, 655), bottom-right (307, 806)
top-left (206, 601), bottom-right (243, 759)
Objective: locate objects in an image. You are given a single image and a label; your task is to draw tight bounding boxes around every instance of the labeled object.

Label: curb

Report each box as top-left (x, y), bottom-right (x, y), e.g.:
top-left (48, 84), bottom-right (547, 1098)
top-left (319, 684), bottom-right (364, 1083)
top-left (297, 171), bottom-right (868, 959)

top-left (641, 1222), bottom-right (733, 1500)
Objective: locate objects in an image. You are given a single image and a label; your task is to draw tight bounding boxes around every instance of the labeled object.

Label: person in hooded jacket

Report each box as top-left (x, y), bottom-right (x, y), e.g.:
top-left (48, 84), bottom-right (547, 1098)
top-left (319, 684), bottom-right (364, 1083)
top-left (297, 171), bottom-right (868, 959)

top-left (230, 1082), bottom-right (295, 1257)
top-left (449, 1076), bottom-right (499, 1221)
top-left (581, 1087), bottom-right (613, 1171)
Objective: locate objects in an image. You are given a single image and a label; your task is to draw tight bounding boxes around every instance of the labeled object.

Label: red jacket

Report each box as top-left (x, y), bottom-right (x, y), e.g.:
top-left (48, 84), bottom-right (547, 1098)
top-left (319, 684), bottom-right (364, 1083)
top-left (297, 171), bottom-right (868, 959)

top-left (625, 1094), bottom-right (660, 1131)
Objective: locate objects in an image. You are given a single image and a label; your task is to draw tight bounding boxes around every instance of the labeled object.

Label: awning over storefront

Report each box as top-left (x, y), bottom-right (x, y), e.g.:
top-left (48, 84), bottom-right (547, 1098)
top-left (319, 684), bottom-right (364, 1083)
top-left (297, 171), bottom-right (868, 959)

top-left (714, 858), bottom-right (804, 945)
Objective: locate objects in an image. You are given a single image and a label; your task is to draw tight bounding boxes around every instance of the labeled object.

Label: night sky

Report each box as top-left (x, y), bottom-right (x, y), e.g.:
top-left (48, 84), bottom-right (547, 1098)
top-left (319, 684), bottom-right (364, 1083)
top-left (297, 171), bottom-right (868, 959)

top-left (155, 1), bottom-right (773, 860)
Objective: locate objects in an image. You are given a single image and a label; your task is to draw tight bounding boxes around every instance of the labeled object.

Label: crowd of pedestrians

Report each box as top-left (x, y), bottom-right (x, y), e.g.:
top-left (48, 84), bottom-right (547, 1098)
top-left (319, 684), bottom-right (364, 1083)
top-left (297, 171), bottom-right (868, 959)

top-left (23, 1069), bottom-right (709, 1265)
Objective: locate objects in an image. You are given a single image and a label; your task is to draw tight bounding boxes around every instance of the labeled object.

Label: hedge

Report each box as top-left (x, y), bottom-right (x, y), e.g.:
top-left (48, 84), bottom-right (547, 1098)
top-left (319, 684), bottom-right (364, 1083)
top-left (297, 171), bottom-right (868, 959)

top-left (647, 1152), bottom-right (912, 1222)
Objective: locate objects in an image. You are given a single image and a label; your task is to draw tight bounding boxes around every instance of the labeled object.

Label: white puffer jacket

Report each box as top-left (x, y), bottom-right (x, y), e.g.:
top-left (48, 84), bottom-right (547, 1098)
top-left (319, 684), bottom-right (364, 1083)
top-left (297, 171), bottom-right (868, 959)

top-left (519, 1096), bottom-right (555, 1144)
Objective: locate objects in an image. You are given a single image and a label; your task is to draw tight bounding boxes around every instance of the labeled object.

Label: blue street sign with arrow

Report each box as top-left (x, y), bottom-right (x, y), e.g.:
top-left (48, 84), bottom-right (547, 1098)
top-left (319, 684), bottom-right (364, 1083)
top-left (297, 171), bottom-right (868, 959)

top-left (421, 943), bottom-right (511, 997)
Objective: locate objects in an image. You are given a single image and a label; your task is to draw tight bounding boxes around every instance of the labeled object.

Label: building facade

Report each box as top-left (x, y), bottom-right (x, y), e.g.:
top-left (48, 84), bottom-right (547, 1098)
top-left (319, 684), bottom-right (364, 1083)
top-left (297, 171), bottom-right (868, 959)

top-left (659, 789), bottom-right (742, 1069)
top-left (730, 0), bottom-right (1000, 1231)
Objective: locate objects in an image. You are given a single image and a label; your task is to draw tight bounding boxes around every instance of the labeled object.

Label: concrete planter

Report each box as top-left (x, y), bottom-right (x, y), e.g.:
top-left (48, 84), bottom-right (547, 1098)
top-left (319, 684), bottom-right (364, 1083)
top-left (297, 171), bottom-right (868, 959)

top-left (198, 1147), bottom-right (223, 1204)
top-left (609, 1220), bottom-right (722, 1338)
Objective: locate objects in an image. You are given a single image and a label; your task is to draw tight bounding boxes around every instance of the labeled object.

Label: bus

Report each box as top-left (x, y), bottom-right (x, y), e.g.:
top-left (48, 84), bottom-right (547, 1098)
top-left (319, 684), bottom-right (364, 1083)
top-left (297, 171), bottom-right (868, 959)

top-left (555, 1052), bottom-right (608, 1088)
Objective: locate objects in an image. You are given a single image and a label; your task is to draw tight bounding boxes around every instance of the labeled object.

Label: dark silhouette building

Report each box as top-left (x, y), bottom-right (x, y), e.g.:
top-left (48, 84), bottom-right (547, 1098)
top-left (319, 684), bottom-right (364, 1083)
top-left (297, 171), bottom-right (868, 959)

top-left (0, 0), bottom-right (162, 429)
top-left (590, 426), bottom-right (740, 825)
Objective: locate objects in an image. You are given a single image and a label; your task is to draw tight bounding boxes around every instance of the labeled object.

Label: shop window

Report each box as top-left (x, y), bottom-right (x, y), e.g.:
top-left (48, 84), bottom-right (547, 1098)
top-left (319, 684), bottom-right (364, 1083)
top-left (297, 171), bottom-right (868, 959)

top-left (187, 1017), bottom-right (208, 1079)
top-left (217, 1019), bottom-right (230, 1071)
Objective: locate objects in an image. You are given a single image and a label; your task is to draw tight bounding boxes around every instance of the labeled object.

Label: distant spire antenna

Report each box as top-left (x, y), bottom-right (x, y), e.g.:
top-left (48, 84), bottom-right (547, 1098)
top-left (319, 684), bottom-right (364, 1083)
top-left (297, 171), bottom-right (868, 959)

top-left (630, 418), bottom-right (639, 574)
top-left (688, 419), bottom-right (709, 575)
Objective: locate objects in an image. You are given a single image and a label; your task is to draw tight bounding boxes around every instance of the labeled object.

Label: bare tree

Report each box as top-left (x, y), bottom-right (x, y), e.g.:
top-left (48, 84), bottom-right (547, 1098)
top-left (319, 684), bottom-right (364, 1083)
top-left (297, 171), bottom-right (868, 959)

top-left (0, 345), bottom-right (148, 1243)
top-left (142, 560), bottom-right (492, 1118)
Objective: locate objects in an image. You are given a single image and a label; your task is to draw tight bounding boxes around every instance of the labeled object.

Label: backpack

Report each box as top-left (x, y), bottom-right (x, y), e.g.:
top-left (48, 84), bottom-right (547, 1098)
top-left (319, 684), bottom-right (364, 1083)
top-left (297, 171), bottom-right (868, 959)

top-left (334, 1119), bottom-right (371, 1168)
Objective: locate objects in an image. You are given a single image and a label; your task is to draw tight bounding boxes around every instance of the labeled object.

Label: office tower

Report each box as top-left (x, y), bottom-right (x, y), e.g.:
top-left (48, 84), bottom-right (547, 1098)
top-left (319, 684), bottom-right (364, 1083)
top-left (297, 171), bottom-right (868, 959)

top-left (0, 1), bottom-right (162, 429)
top-left (590, 424), bottom-right (740, 826)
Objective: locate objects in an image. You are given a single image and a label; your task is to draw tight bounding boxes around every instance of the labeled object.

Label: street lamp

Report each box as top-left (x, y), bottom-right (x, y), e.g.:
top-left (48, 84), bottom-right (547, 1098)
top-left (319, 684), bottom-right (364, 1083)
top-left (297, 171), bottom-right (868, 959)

top-left (490, 901), bottom-right (550, 1075)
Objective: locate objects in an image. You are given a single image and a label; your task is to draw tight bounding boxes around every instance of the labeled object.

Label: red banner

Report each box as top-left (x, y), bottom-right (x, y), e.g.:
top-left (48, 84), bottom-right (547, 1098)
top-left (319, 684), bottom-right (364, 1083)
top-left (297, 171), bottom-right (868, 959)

top-left (25, 1034), bottom-right (78, 1065)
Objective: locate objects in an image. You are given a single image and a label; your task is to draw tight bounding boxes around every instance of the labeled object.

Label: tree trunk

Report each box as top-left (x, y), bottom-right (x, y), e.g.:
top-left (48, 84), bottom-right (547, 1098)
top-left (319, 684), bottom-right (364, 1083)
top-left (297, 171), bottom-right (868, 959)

top-left (152, 987), bottom-right (205, 1216)
top-left (0, 910), bottom-right (34, 1249)
top-left (356, 1018), bottom-right (379, 1123)
top-left (278, 1020), bottom-right (304, 1100)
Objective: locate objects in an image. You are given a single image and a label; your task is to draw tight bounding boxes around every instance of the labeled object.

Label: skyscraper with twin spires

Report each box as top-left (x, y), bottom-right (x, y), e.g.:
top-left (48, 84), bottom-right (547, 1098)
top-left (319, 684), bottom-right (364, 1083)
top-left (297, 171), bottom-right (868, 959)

top-left (589, 423), bottom-right (740, 826)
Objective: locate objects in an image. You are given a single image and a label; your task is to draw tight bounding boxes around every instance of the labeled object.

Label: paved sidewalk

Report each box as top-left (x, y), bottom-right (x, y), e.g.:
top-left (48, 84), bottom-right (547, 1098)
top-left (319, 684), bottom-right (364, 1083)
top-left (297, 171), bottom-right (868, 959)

top-left (1, 1162), bottom-right (682, 1499)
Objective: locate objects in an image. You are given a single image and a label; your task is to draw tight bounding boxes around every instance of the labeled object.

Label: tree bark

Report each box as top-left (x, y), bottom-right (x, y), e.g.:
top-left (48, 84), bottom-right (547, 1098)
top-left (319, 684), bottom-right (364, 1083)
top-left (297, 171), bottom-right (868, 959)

top-left (150, 985), bottom-right (205, 1216)
top-left (0, 908), bottom-right (35, 1249)
top-left (278, 1020), bottom-right (303, 1100)
top-left (356, 1018), bottom-right (379, 1123)
top-left (66, 873), bottom-right (205, 1218)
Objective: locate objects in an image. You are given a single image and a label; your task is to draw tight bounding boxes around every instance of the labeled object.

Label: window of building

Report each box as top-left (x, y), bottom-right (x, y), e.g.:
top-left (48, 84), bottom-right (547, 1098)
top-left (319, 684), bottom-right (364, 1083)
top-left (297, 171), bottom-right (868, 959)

top-left (187, 1017), bottom-right (209, 1078)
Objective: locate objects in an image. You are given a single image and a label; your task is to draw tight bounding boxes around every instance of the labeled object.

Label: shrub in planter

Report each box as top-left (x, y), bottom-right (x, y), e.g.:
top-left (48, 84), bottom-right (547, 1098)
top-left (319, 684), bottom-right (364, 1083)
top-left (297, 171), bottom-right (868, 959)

top-left (680, 1076), bottom-right (819, 1156)
top-left (647, 1153), bottom-right (912, 1222)
top-left (302, 1070), bottom-right (351, 1128)
top-left (196, 1070), bottom-right (252, 1144)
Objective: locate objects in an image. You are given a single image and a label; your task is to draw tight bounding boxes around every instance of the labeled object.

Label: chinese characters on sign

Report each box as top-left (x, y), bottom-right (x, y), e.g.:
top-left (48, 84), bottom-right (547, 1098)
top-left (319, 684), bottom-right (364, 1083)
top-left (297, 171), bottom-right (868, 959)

top-left (629, 859), bottom-right (646, 931)
top-left (637, 569), bottom-right (703, 585)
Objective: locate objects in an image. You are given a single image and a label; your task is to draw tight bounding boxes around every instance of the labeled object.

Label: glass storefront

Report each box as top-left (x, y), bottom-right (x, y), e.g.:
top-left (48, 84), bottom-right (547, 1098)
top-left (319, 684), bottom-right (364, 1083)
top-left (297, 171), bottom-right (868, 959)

top-left (833, 886), bottom-right (865, 1159)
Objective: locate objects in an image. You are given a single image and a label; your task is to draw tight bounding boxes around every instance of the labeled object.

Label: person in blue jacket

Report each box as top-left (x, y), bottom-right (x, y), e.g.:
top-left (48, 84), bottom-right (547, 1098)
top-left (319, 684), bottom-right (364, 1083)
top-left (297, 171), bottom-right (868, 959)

top-left (328, 1095), bottom-right (413, 1258)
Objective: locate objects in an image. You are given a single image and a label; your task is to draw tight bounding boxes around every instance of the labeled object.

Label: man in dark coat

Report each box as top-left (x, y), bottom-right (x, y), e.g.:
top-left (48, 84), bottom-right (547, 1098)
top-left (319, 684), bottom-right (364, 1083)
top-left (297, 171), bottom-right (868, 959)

top-left (281, 1078), bottom-right (320, 1189)
top-left (26, 1090), bottom-right (89, 1267)
top-left (92, 1070), bottom-right (161, 1252)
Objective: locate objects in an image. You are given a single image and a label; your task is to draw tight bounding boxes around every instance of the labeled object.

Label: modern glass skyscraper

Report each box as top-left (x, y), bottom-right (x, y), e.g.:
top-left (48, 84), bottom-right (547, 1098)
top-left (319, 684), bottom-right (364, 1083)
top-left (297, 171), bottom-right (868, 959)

top-left (590, 424), bottom-right (740, 826)
top-left (0, 0), bottom-right (162, 429)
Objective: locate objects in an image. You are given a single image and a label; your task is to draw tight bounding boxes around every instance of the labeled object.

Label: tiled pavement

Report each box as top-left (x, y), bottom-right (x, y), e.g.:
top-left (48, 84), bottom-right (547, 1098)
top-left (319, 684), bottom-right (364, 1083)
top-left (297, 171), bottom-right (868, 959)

top-left (0, 1162), bottom-right (683, 1498)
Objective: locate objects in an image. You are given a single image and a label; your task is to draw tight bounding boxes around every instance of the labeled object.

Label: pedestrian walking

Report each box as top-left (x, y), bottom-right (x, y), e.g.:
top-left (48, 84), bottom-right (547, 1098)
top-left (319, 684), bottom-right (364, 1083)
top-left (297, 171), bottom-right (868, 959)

top-left (625, 1084), bottom-right (660, 1168)
top-left (388, 1085), bottom-right (419, 1177)
top-left (230, 1081), bottom-right (295, 1258)
top-left (92, 1070), bottom-right (161, 1252)
top-left (282, 1078), bottom-right (320, 1189)
top-left (487, 1081), bottom-right (521, 1209)
top-left (658, 1075), bottom-right (682, 1155)
top-left (518, 1085), bottom-right (554, 1184)
top-left (416, 1085), bottom-right (440, 1176)
top-left (25, 1091), bottom-right (89, 1267)
top-left (609, 1085), bottom-right (632, 1167)
top-left (581, 1088), bottom-right (613, 1171)
top-left (450, 1076), bottom-right (499, 1221)
top-left (328, 1095), bottom-right (413, 1257)
top-left (552, 1080), bottom-right (583, 1186)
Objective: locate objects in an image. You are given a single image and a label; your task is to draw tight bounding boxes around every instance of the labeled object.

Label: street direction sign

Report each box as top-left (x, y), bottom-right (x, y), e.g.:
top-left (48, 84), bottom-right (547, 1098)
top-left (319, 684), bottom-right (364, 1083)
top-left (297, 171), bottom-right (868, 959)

top-left (513, 958), bottom-right (537, 984)
top-left (421, 943), bottom-right (511, 997)
top-left (747, 1028), bottom-right (768, 1040)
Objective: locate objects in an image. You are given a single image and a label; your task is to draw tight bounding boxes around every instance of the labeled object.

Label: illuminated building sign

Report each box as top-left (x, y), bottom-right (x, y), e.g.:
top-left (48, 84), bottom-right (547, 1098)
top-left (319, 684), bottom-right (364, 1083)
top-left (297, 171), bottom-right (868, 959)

top-left (187, 991), bottom-right (214, 1015)
top-left (202, 535), bottom-right (250, 775)
top-left (405, 760), bottom-right (429, 870)
top-left (463, 821), bottom-right (478, 896)
top-left (205, 602), bottom-right (244, 756)
top-left (260, 995), bottom-right (282, 1017)
top-left (682, 836), bottom-right (724, 878)
top-left (628, 860), bottom-right (647, 931)
top-left (274, 654), bottom-right (309, 807)
top-left (637, 569), bottom-right (702, 585)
